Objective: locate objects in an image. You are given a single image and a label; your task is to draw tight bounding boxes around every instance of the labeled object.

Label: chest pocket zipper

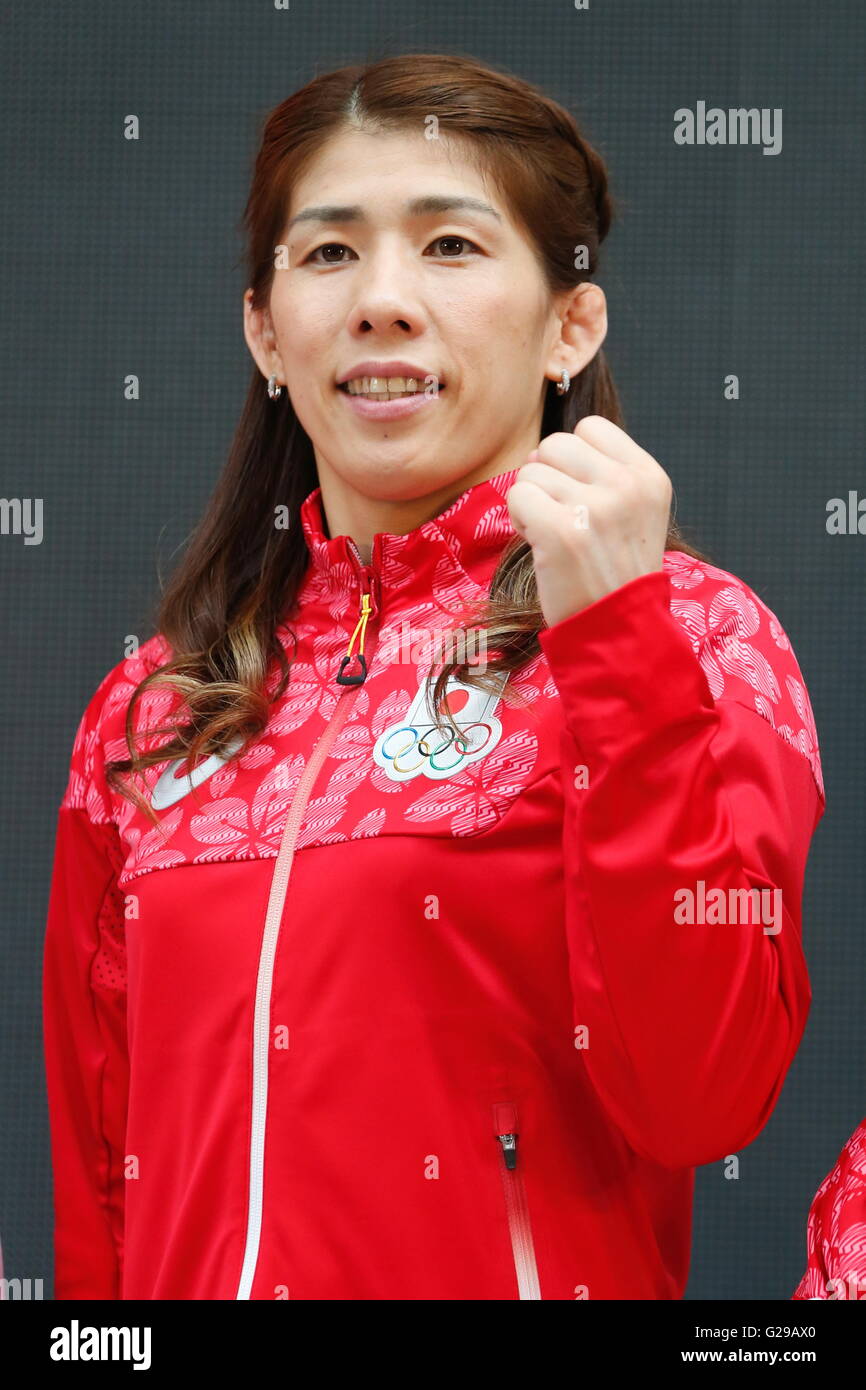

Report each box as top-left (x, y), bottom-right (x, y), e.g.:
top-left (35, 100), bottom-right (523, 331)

top-left (493, 1101), bottom-right (542, 1300)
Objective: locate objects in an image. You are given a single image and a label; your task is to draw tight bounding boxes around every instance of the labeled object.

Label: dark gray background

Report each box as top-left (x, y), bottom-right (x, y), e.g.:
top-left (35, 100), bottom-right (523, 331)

top-left (2, 0), bottom-right (862, 1301)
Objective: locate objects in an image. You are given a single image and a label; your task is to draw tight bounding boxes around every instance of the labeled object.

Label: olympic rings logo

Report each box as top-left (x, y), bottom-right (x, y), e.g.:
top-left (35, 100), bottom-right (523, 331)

top-left (375, 717), bottom-right (501, 779)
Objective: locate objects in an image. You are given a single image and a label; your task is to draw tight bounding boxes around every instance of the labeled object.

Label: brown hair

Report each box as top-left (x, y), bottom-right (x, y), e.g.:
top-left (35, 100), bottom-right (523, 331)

top-left (106, 52), bottom-right (710, 823)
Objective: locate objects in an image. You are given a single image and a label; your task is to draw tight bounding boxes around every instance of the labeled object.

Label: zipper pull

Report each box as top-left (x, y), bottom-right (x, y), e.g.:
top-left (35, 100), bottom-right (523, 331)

top-left (493, 1101), bottom-right (520, 1170)
top-left (336, 589), bottom-right (373, 685)
top-left (497, 1132), bottom-right (519, 1170)
top-left (336, 538), bottom-right (379, 686)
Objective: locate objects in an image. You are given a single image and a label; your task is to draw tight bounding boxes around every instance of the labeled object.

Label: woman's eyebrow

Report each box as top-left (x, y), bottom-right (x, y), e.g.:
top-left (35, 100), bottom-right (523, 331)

top-left (286, 195), bottom-right (503, 230)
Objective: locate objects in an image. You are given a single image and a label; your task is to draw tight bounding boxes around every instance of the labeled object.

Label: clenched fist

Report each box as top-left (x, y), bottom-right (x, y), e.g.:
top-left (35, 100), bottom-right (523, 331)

top-left (506, 415), bottom-right (674, 629)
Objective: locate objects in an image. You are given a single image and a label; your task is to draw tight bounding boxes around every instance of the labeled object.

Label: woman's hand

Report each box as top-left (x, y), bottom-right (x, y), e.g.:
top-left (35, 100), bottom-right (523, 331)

top-left (506, 415), bottom-right (674, 629)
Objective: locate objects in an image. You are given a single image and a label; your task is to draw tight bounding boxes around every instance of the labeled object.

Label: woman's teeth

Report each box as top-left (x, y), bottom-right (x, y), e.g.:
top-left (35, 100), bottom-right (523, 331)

top-left (342, 376), bottom-right (444, 400)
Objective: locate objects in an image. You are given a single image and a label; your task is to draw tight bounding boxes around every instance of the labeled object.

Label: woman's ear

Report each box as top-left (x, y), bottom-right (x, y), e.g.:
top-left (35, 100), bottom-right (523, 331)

top-left (243, 289), bottom-right (286, 385)
top-left (546, 282), bottom-right (608, 382)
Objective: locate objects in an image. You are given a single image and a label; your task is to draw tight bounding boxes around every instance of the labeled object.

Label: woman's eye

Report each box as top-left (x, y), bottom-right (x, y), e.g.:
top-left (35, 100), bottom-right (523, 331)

top-left (427, 235), bottom-right (480, 257)
top-left (305, 243), bottom-right (353, 265)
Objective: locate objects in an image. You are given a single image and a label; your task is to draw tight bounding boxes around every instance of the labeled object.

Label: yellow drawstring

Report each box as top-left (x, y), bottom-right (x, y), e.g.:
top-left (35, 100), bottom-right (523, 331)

top-left (344, 592), bottom-right (372, 665)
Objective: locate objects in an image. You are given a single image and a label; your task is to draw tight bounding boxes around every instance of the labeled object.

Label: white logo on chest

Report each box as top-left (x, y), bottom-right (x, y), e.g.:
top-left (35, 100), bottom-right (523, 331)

top-left (151, 735), bottom-right (245, 809)
top-left (372, 672), bottom-right (507, 782)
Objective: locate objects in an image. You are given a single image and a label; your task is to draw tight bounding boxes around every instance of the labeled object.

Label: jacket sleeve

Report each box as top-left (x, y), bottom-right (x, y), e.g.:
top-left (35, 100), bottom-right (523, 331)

top-left (538, 561), bottom-right (825, 1171)
top-left (791, 1116), bottom-right (866, 1300)
top-left (42, 675), bottom-right (129, 1298)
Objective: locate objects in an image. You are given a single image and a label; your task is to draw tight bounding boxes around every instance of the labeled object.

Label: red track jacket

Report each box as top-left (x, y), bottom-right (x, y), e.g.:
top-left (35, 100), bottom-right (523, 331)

top-left (42, 466), bottom-right (826, 1300)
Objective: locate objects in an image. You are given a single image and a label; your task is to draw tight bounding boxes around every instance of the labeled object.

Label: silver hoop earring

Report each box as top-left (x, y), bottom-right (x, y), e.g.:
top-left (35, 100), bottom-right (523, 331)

top-left (267, 374), bottom-right (282, 401)
top-left (555, 369), bottom-right (570, 396)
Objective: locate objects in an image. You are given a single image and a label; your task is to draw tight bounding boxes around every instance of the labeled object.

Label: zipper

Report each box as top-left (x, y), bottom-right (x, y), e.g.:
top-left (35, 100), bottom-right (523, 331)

top-left (493, 1101), bottom-right (542, 1300)
top-left (235, 547), bottom-right (379, 1299)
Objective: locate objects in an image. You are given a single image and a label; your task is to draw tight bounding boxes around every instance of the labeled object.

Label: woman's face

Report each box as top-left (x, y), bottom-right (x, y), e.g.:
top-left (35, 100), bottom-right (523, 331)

top-left (245, 124), bottom-right (605, 507)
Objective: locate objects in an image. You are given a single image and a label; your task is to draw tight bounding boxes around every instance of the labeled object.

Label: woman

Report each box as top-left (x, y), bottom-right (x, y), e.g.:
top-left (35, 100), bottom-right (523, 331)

top-left (42, 53), bottom-right (826, 1301)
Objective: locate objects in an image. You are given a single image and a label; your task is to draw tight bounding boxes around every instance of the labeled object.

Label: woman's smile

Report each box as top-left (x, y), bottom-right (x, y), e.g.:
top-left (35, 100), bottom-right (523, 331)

top-left (336, 377), bottom-right (446, 421)
top-left (334, 357), bottom-right (448, 421)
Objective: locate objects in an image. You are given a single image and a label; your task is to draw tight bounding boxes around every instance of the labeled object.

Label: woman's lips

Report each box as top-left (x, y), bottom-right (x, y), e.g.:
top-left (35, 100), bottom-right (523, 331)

top-left (336, 383), bottom-right (446, 421)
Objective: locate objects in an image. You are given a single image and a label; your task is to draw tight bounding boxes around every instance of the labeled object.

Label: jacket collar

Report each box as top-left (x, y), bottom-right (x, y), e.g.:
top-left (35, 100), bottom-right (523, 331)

top-left (298, 466), bottom-right (522, 612)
